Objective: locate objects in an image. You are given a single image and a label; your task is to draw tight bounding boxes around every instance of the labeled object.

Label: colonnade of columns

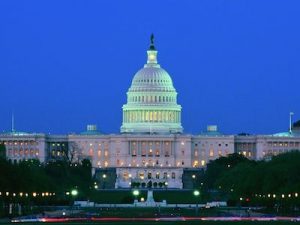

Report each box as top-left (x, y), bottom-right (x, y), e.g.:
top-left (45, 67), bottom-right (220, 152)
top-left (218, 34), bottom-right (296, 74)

top-left (123, 110), bottom-right (181, 123)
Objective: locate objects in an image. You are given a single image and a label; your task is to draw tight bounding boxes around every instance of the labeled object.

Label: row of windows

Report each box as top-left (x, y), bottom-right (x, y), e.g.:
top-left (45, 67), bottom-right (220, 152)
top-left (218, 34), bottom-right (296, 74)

top-left (268, 142), bottom-right (300, 147)
top-left (51, 150), bottom-right (66, 157)
top-left (131, 149), bottom-right (171, 157)
top-left (129, 95), bottom-right (175, 103)
top-left (7, 149), bottom-right (39, 157)
top-left (238, 151), bottom-right (253, 157)
top-left (193, 149), bottom-right (230, 158)
top-left (87, 149), bottom-right (109, 158)
top-left (116, 159), bottom-right (173, 167)
top-left (76, 141), bottom-right (109, 147)
top-left (135, 78), bottom-right (169, 84)
top-left (51, 143), bottom-right (66, 147)
top-left (263, 149), bottom-right (297, 156)
top-left (122, 171), bottom-right (177, 180)
top-left (96, 161), bottom-right (109, 167)
top-left (194, 143), bottom-right (229, 147)
top-left (2, 141), bottom-right (39, 146)
top-left (131, 141), bottom-right (170, 146)
top-left (193, 160), bottom-right (206, 167)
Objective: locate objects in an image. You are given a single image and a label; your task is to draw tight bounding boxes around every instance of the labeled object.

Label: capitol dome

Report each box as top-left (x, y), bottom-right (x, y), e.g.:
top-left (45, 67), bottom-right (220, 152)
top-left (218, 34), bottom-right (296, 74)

top-left (121, 35), bottom-right (183, 134)
top-left (129, 67), bottom-right (175, 92)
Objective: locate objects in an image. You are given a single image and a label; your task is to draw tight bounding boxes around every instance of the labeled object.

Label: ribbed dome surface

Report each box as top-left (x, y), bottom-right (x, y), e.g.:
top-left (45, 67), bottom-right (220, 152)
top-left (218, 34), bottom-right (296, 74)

top-left (129, 66), bottom-right (175, 92)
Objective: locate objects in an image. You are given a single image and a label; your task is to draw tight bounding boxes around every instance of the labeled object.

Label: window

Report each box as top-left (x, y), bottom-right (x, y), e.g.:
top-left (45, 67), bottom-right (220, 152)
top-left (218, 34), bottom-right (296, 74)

top-left (139, 172), bottom-right (144, 179)
top-left (155, 149), bottom-right (160, 157)
top-left (163, 172), bottom-right (167, 179)
top-left (172, 172), bottom-right (175, 179)
top-left (218, 150), bottom-right (222, 156)
top-left (123, 172), bottom-right (128, 180)
top-left (156, 172), bottom-right (160, 179)
top-left (148, 149), bottom-right (153, 157)
top-left (209, 149), bottom-right (214, 157)
top-left (89, 149), bottom-right (93, 157)
top-left (132, 149), bottom-right (137, 157)
top-left (148, 172), bottom-right (152, 179)
top-left (165, 150), bottom-right (170, 157)
top-left (193, 160), bottom-right (199, 167)
top-left (201, 160), bottom-right (206, 166)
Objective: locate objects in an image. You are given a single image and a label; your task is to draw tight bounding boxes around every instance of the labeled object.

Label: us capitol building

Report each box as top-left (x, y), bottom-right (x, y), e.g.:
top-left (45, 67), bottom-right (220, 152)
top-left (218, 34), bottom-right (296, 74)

top-left (1, 36), bottom-right (300, 189)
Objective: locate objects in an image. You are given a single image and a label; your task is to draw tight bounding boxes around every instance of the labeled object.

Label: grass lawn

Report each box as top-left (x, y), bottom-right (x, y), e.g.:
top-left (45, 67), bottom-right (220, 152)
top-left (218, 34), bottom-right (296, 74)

top-left (89, 190), bottom-right (147, 204)
top-left (154, 190), bottom-right (202, 204)
top-left (89, 190), bottom-right (203, 204)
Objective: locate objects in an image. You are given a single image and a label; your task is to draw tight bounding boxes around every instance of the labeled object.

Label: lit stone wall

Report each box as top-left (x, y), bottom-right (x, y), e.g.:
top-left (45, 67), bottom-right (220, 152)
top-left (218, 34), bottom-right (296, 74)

top-left (0, 134), bottom-right (47, 162)
top-left (116, 167), bottom-right (183, 189)
top-left (68, 135), bottom-right (111, 169)
top-left (255, 136), bottom-right (300, 160)
top-left (234, 136), bottom-right (257, 159)
top-left (191, 136), bottom-right (235, 168)
top-left (67, 134), bottom-right (192, 188)
top-left (2, 131), bottom-right (300, 189)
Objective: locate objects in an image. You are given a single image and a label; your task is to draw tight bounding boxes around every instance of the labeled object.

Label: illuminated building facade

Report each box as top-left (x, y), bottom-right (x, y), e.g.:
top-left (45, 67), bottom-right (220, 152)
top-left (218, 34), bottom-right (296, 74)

top-left (1, 36), bottom-right (300, 189)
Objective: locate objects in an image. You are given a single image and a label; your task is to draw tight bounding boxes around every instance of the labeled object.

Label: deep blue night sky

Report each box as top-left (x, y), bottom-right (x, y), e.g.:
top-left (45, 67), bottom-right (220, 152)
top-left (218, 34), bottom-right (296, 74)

top-left (0, 1), bottom-right (299, 135)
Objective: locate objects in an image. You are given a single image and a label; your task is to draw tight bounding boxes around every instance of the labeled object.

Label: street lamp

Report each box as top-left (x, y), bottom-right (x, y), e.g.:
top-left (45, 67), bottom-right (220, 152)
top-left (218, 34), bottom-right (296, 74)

top-left (71, 189), bottom-right (78, 196)
top-left (193, 190), bottom-right (200, 216)
top-left (70, 189), bottom-right (78, 216)
top-left (102, 174), bottom-right (107, 188)
top-left (132, 190), bottom-right (140, 206)
top-left (133, 190), bottom-right (140, 197)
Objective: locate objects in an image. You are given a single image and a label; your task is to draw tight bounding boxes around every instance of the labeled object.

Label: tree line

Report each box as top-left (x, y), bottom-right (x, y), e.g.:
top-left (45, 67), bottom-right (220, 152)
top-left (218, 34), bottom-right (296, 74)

top-left (0, 157), bottom-right (93, 201)
top-left (201, 151), bottom-right (300, 209)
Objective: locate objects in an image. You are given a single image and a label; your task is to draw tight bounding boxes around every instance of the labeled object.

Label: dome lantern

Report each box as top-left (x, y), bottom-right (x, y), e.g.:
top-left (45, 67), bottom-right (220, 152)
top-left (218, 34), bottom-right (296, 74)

top-left (147, 34), bottom-right (158, 65)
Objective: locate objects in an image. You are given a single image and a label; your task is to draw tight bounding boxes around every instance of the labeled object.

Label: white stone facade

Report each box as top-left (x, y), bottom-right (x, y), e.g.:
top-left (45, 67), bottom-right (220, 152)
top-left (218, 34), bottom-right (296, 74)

top-left (1, 129), bottom-right (300, 189)
top-left (0, 133), bottom-right (47, 163)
